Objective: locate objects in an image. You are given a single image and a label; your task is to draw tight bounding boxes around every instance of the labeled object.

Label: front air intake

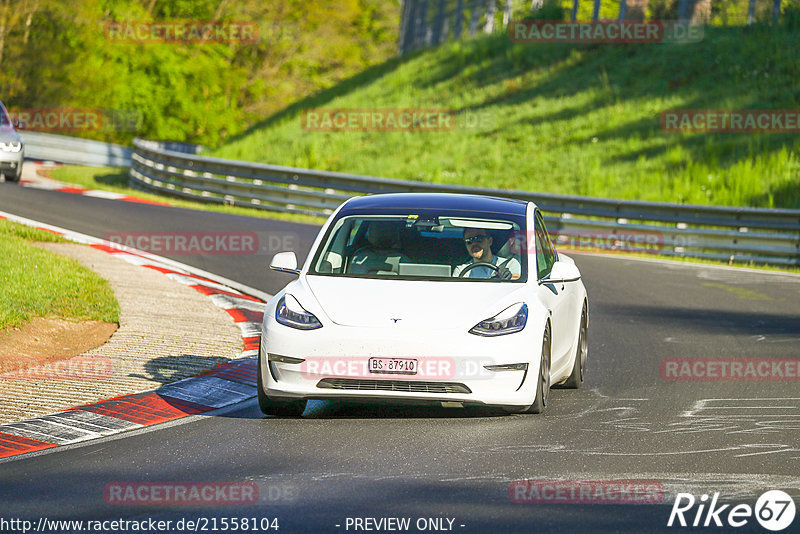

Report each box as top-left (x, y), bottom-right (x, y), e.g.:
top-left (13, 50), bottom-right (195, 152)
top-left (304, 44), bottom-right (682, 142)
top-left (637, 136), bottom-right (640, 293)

top-left (316, 378), bottom-right (471, 394)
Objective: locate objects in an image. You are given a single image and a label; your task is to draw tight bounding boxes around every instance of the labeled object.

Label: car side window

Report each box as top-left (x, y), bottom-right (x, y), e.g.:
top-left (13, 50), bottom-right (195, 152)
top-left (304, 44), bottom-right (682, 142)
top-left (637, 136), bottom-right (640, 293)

top-left (534, 211), bottom-right (556, 280)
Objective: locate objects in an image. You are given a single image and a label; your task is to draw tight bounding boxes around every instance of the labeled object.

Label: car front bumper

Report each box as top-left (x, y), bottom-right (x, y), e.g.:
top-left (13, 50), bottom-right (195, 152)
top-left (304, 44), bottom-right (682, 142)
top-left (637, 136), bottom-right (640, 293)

top-left (260, 319), bottom-right (544, 409)
top-left (0, 150), bottom-right (23, 174)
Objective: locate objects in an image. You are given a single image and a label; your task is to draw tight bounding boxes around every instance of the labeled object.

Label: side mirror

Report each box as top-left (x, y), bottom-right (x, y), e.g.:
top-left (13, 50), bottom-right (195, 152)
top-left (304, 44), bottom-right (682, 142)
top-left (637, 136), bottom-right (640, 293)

top-left (269, 251), bottom-right (300, 275)
top-left (539, 260), bottom-right (581, 285)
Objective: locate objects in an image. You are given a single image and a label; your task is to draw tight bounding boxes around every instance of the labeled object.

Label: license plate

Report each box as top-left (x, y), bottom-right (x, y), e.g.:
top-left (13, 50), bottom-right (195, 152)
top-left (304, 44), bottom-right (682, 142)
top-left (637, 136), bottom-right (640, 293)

top-left (368, 357), bottom-right (418, 375)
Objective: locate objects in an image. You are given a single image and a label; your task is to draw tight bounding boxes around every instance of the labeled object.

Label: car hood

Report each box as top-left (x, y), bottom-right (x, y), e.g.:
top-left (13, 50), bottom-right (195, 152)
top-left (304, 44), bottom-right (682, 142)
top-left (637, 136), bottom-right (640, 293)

top-left (304, 275), bottom-right (525, 328)
top-left (0, 129), bottom-right (21, 143)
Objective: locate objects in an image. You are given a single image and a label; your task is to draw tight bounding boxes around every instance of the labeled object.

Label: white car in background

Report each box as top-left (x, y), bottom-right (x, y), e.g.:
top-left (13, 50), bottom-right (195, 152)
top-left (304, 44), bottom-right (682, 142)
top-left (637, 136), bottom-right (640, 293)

top-left (0, 100), bottom-right (24, 182)
top-left (258, 193), bottom-right (588, 416)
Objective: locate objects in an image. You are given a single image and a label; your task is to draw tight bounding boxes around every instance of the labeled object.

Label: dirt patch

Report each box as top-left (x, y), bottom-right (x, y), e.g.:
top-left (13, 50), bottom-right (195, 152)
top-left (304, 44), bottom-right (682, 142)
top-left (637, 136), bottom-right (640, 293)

top-left (0, 317), bottom-right (117, 376)
top-left (35, 167), bottom-right (57, 180)
top-left (0, 241), bottom-right (242, 425)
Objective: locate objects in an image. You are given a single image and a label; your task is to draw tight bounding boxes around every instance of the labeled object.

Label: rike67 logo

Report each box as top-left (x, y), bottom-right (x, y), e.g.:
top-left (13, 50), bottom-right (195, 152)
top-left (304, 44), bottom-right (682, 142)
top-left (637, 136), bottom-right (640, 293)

top-left (668, 491), bottom-right (796, 531)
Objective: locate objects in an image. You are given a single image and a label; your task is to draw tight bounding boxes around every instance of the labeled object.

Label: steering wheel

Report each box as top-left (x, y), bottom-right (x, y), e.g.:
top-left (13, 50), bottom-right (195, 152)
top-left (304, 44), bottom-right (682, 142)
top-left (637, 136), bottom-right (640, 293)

top-left (458, 262), bottom-right (499, 277)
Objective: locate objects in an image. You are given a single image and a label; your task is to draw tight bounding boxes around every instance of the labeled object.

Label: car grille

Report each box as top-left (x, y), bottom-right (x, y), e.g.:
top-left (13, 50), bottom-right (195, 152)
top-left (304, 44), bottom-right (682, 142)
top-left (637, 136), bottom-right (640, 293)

top-left (316, 378), bottom-right (471, 394)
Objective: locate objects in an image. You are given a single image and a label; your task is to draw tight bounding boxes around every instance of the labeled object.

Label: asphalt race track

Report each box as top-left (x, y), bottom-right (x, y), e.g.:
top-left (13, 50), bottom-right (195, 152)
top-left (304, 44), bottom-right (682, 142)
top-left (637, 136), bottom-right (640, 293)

top-left (1, 183), bottom-right (799, 534)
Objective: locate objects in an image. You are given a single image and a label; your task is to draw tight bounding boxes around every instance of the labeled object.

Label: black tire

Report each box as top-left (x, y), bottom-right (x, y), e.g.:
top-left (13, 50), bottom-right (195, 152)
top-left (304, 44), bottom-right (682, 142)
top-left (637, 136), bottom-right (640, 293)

top-left (507, 324), bottom-right (552, 414)
top-left (3, 165), bottom-right (22, 183)
top-left (502, 324), bottom-right (551, 415)
top-left (562, 304), bottom-right (588, 389)
top-left (257, 340), bottom-right (307, 417)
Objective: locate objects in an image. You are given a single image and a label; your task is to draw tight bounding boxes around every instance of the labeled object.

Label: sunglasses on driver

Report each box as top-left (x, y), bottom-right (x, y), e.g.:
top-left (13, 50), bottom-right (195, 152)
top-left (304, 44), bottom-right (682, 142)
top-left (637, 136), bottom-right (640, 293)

top-left (464, 235), bottom-right (488, 245)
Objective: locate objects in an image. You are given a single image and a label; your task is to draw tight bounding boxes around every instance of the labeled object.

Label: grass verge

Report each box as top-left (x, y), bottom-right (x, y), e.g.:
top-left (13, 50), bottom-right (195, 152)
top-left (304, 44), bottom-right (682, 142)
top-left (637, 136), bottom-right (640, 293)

top-left (0, 219), bottom-right (120, 330)
top-left (211, 25), bottom-right (800, 209)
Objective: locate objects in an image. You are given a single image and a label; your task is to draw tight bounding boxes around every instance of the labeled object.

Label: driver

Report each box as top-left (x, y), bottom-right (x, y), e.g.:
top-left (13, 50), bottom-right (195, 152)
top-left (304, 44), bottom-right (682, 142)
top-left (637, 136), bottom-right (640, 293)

top-left (453, 228), bottom-right (521, 279)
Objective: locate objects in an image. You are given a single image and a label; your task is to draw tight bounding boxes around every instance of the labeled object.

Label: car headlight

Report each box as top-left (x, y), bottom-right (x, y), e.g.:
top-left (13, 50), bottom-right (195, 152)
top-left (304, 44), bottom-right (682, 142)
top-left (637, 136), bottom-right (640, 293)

top-left (0, 142), bottom-right (22, 152)
top-left (469, 303), bottom-right (527, 337)
top-left (275, 294), bottom-right (322, 330)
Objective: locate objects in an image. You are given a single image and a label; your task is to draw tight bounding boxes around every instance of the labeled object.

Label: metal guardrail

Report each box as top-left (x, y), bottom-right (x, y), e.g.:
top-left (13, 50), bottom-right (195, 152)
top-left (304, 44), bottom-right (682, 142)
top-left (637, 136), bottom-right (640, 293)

top-left (133, 138), bottom-right (203, 155)
top-left (20, 131), bottom-right (132, 167)
top-left (130, 138), bottom-right (800, 266)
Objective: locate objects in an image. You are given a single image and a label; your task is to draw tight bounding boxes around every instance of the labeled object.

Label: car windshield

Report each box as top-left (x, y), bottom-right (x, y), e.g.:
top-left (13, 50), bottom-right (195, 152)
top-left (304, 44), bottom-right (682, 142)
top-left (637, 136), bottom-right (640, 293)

top-left (0, 104), bottom-right (11, 128)
top-left (309, 213), bottom-right (527, 282)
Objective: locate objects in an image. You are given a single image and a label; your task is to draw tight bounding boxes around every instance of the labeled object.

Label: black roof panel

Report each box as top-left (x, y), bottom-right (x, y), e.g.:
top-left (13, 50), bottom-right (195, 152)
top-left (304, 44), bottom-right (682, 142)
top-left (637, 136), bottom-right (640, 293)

top-left (339, 193), bottom-right (529, 217)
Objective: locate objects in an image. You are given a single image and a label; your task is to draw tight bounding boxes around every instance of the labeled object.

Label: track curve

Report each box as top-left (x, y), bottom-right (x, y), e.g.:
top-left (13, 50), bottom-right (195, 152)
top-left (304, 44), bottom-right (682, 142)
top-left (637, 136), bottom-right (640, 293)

top-left (1, 181), bottom-right (799, 534)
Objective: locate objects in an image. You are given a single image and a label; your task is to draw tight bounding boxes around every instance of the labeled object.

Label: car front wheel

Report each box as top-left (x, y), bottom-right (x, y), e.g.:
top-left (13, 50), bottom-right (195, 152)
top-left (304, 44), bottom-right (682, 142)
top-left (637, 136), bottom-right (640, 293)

top-left (505, 324), bottom-right (551, 414)
top-left (524, 324), bottom-right (551, 413)
top-left (562, 304), bottom-right (587, 389)
top-left (257, 340), bottom-right (307, 417)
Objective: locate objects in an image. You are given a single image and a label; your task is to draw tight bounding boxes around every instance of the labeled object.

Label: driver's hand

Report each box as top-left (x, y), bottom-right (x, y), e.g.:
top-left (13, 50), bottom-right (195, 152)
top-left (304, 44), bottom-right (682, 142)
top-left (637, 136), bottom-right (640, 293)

top-left (494, 266), bottom-right (512, 280)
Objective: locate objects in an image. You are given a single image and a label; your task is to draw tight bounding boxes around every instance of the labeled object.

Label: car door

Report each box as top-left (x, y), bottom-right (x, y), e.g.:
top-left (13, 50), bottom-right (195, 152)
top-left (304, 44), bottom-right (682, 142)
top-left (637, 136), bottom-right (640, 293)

top-left (533, 210), bottom-right (574, 371)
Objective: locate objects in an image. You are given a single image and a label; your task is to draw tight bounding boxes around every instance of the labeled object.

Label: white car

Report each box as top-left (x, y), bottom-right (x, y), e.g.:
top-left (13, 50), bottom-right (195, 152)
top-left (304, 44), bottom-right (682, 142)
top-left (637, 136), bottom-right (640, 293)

top-left (0, 101), bottom-right (24, 182)
top-left (258, 193), bottom-right (588, 416)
